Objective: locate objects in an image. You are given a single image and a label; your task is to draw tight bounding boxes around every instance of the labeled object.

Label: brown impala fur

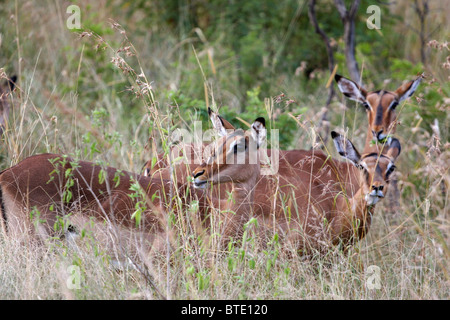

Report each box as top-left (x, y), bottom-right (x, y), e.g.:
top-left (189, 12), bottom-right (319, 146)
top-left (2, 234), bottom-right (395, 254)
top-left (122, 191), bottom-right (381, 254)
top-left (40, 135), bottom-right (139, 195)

top-left (0, 154), bottom-right (173, 244)
top-left (335, 73), bottom-right (423, 144)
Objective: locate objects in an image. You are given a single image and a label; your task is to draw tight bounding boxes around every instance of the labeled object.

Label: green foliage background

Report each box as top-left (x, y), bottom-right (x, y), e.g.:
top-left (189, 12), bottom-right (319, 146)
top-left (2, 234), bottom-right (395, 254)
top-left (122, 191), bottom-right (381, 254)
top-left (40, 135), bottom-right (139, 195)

top-left (1, 0), bottom-right (448, 150)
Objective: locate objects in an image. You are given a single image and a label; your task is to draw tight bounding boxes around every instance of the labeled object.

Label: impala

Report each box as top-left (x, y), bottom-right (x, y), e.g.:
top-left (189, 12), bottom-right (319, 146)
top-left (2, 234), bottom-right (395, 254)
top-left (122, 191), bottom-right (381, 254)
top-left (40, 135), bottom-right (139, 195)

top-left (335, 73), bottom-right (423, 144)
top-left (143, 109), bottom-right (361, 219)
top-left (0, 117), bottom-right (266, 250)
top-left (192, 117), bottom-right (266, 242)
top-left (144, 73), bottom-right (415, 251)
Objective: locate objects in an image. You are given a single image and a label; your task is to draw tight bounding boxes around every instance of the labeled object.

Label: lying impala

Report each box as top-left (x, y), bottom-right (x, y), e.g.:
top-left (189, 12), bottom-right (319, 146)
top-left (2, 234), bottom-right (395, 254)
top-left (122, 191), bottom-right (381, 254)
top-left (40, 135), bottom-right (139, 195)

top-left (335, 73), bottom-right (423, 144)
top-left (192, 130), bottom-right (402, 253)
top-left (167, 106), bottom-right (401, 252)
top-left (0, 118), bottom-right (266, 248)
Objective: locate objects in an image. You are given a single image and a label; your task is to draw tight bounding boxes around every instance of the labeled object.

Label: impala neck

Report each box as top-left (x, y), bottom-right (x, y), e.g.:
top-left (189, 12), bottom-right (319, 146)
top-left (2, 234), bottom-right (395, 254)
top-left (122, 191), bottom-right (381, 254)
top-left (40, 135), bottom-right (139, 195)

top-left (201, 165), bottom-right (260, 219)
top-left (229, 173), bottom-right (259, 214)
top-left (335, 180), bottom-right (375, 243)
top-left (364, 127), bottom-right (374, 152)
top-left (207, 167), bottom-right (260, 245)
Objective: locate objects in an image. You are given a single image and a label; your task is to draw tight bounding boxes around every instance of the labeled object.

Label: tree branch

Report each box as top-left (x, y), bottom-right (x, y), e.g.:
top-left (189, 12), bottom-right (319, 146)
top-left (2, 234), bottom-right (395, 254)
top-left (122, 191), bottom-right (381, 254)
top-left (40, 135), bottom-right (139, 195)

top-left (308, 0), bottom-right (335, 148)
top-left (349, 0), bottom-right (361, 19)
top-left (333, 0), bottom-right (361, 82)
top-left (334, 0), bottom-right (348, 20)
top-left (308, 0), bottom-right (335, 73)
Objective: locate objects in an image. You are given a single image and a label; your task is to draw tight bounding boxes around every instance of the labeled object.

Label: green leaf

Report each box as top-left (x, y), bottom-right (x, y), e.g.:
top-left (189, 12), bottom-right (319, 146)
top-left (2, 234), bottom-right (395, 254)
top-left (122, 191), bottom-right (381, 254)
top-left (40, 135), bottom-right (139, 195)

top-left (131, 209), bottom-right (142, 227)
top-left (186, 266), bottom-right (195, 275)
top-left (151, 156), bottom-right (157, 169)
top-left (98, 169), bottom-right (106, 184)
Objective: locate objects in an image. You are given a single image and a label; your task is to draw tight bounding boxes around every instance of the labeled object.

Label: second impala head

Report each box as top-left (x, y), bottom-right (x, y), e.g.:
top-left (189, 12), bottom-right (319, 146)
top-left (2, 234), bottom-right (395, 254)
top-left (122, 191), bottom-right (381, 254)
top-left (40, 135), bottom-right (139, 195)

top-left (335, 74), bottom-right (422, 144)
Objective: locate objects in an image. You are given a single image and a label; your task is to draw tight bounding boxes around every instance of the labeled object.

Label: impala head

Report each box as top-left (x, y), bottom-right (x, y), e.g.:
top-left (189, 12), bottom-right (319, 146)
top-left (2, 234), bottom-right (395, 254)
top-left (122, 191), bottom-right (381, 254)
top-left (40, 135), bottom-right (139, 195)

top-left (141, 108), bottom-right (237, 177)
top-left (0, 75), bottom-right (17, 135)
top-left (192, 116), bottom-right (266, 189)
top-left (332, 131), bottom-right (401, 206)
top-left (335, 74), bottom-right (422, 144)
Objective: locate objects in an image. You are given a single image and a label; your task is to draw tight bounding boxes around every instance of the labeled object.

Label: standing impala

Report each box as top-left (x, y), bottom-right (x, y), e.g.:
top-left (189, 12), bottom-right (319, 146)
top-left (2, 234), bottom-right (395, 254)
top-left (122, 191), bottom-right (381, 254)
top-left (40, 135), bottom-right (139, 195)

top-left (0, 117), bottom-right (266, 247)
top-left (335, 73), bottom-right (423, 144)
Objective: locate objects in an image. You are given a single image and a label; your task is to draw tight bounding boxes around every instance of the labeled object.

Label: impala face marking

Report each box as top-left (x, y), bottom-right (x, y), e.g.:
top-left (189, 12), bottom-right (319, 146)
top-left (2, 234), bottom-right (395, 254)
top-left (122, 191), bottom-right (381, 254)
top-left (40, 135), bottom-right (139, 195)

top-left (335, 74), bottom-right (423, 144)
top-left (331, 131), bottom-right (401, 206)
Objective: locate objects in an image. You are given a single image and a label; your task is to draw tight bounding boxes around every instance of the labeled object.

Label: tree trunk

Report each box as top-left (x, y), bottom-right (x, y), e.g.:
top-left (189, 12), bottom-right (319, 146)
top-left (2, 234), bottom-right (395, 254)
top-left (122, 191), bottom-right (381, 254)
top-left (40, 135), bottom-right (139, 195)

top-left (308, 0), bottom-right (335, 74)
top-left (414, 0), bottom-right (429, 65)
top-left (334, 0), bottom-right (361, 83)
top-left (308, 0), bottom-right (335, 147)
top-left (343, 18), bottom-right (361, 83)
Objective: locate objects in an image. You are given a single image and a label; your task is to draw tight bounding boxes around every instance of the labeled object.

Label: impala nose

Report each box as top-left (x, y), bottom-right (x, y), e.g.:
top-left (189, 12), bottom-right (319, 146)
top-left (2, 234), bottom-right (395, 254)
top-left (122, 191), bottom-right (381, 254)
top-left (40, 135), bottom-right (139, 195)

top-left (371, 185), bottom-right (385, 197)
top-left (372, 185), bottom-right (384, 191)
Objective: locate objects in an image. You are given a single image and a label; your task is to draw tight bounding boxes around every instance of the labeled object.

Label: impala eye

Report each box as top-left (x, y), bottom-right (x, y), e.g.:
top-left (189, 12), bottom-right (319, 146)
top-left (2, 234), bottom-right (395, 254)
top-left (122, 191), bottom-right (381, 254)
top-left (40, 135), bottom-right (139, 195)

top-left (193, 170), bottom-right (205, 179)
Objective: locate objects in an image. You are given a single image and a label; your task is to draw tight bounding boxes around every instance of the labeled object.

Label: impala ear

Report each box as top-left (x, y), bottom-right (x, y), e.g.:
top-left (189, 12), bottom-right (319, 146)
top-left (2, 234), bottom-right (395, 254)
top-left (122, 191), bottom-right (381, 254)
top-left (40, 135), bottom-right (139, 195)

top-left (250, 117), bottom-right (266, 149)
top-left (208, 107), bottom-right (235, 137)
top-left (385, 138), bottom-right (401, 162)
top-left (395, 74), bottom-right (423, 103)
top-left (331, 131), bottom-right (361, 166)
top-left (335, 74), bottom-right (368, 105)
